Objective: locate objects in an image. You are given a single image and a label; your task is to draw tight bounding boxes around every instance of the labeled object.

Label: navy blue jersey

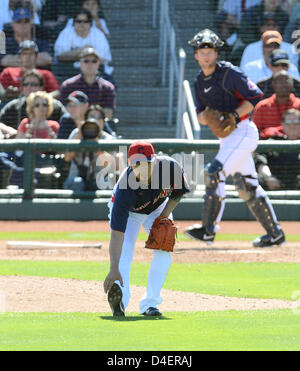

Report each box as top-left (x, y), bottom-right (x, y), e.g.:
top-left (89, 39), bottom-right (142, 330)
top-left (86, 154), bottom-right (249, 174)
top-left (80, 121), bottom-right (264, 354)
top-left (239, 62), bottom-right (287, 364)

top-left (110, 156), bottom-right (190, 232)
top-left (194, 61), bottom-right (263, 116)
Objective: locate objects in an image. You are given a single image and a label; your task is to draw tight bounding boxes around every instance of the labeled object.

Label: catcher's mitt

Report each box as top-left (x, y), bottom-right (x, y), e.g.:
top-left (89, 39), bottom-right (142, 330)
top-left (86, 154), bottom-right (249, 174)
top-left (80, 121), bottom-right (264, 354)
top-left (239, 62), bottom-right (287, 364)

top-left (203, 108), bottom-right (237, 138)
top-left (145, 216), bottom-right (177, 252)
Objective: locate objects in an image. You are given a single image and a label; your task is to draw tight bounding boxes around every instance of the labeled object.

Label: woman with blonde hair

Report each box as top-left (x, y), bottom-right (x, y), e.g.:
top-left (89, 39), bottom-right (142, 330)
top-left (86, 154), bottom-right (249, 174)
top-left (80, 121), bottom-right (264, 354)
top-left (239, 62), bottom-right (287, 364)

top-left (16, 91), bottom-right (60, 139)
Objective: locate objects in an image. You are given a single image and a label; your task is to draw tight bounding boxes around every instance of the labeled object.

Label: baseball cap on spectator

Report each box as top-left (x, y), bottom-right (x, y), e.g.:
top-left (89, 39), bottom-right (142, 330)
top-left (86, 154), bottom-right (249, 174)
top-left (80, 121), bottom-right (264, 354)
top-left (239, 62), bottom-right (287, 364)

top-left (67, 91), bottom-right (89, 105)
top-left (128, 141), bottom-right (156, 165)
top-left (13, 8), bottom-right (31, 22)
top-left (269, 49), bottom-right (289, 66)
top-left (18, 40), bottom-right (39, 54)
top-left (79, 47), bottom-right (103, 62)
top-left (261, 30), bottom-right (282, 46)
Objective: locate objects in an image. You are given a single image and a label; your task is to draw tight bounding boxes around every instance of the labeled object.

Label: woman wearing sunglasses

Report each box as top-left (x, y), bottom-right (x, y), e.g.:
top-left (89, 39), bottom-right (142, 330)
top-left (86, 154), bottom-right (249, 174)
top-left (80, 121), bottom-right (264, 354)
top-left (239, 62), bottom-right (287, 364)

top-left (54, 8), bottom-right (112, 76)
top-left (16, 91), bottom-right (59, 139)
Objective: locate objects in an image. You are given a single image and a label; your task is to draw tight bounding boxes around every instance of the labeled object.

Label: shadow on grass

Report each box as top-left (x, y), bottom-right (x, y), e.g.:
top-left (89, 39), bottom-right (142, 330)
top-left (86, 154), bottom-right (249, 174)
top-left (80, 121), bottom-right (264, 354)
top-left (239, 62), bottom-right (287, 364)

top-left (99, 315), bottom-right (171, 322)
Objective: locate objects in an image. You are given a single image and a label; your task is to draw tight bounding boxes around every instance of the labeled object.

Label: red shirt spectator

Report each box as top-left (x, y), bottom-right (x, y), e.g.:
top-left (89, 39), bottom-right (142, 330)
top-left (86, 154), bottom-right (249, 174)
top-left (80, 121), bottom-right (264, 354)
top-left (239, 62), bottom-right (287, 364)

top-left (252, 94), bottom-right (300, 138)
top-left (18, 118), bottom-right (59, 138)
top-left (252, 71), bottom-right (300, 138)
top-left (0, 67), bottom-right (60, 93)
top-left (0, 40), bottom-right (59, 101)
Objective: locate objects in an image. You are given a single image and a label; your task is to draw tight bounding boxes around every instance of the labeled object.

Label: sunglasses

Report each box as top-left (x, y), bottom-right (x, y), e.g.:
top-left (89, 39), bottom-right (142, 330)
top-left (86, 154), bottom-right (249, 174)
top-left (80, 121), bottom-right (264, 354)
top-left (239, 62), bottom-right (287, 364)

top-left (89, 114), bottom-right (104, 120)
top-left (75, 19), bottom-right (90, 24)
top-left (34, 102), bottom-right (48, 108)
top-left (82, 59), bottom-right (98, 64)
top-left (23, 82), bottom-right (41, 87)
top-left (274, 63), bottom-right (289, 67)
top-left (263, 43), bottom-right (279, 48)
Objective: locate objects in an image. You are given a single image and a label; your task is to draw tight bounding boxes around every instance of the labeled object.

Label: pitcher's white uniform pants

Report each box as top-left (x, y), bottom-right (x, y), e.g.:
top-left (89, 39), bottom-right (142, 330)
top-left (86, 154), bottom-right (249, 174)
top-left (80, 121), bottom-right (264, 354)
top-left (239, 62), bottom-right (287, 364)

top-left (213, 118), bottom-right (278, 227)
top-left (108, 200), bottom-right (172, 314)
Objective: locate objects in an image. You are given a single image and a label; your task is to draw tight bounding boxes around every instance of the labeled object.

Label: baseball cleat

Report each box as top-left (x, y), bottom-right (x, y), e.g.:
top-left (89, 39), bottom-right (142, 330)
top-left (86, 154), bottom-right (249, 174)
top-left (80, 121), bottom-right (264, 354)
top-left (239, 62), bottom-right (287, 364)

top-left (184, 224), bottom-right (215, 245)
top-left (142, 307), bottom-right (162, 317)
top-left (108, 283), bottom-right (125, 317)
top-left (252, 230), bottom-right (285, 248)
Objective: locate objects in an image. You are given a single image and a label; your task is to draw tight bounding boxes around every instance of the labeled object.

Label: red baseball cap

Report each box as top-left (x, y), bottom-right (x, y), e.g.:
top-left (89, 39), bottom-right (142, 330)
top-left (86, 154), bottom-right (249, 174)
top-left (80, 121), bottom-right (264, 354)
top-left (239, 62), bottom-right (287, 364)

top-left (128, 141), bottom-right (155, 165)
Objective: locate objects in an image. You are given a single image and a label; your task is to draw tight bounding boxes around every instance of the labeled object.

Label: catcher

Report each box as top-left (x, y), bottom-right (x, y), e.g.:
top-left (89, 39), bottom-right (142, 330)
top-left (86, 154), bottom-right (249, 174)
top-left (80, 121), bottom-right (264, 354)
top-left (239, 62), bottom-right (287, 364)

top-left (104, 141), bottom-right (190, 317)
top-left (184, 29), bottom-right (285, 248)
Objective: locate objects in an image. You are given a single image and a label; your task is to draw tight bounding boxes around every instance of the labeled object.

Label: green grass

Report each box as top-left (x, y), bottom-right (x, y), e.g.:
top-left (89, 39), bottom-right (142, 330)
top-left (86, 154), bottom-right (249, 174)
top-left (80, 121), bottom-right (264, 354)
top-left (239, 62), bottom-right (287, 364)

top-left (0, 310), bottom-right (299, 351)
top-left (1, 231), bottom-right (300, 242)
top-left (0, 260), bottom-right (299, 300)
top-left (1, 259), bottom-right (299, 351)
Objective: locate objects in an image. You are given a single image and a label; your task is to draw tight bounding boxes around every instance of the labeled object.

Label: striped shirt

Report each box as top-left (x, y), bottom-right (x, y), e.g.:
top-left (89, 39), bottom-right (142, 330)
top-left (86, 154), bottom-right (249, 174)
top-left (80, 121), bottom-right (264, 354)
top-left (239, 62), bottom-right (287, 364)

top-left (60, 74), bottom-right (116, 109)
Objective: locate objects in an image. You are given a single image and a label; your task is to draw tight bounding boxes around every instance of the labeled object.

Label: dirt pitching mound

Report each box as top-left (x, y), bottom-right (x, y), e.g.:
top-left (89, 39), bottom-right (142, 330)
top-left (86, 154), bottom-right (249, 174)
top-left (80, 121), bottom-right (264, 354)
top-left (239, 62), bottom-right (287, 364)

top-left (0, 276), bottom-right (294, 313)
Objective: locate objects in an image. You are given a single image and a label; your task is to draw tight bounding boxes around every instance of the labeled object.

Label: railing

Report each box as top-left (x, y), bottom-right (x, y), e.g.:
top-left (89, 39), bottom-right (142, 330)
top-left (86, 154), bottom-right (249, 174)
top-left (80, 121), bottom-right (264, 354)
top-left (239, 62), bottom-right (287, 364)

top-left (1, 139), bottom-right (300, 200)
top-left (158, 0), bottom-right (200, 138)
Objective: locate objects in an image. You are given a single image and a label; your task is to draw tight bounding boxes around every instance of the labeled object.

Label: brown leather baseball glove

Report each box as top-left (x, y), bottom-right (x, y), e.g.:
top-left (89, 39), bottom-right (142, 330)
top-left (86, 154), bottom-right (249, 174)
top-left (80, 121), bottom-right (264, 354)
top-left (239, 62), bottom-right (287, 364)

top-left (203, 108), bottom-right (237, 138)
top-left (145, 216), bottom-right (177, 252)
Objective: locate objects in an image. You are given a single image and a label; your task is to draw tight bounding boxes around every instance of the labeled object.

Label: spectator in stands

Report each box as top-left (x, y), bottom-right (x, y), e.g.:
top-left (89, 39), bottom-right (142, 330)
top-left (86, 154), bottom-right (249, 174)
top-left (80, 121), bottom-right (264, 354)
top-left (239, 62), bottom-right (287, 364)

top-left (0, 40), bottom-right (60, 101)
top-left (60, 47), bottom-right (116, 120)
top-left (255, 108), bottom-right (300, 190)
top-left (0, 69), bottom-right (66, 130)
top-left (16, 91), bottom-right (59, 138)
top-left (252, 70), bottom-right (300, 139)
top-left (63, 117), bottom-right (114, 191)
top-left (54, 8), bottom-right (113, 78)
top-left (63, 0), bottom-right (110, 39)
top-left (257, 49), bottom-right (300, 98)
top-left (283, 3), bottom-right (300, 44)
top-left (0, 0), bottom-right (42, 30)
top-left (280, 0), bottom-right (299, 15)
top-left (57, 90), bottom-right (89, 139)
top-left (240, 30), bottom-right (299, 71)
top-left (242, 31), bottom-right (299, 83)
top-left (0, 7), bottom-right (52, 69)
top-left (217, 0), bottom-right (262, 54)
top-left (238, 0), bottom-right (289, 46)
top-left (85, 104), bottom-right (116, 137)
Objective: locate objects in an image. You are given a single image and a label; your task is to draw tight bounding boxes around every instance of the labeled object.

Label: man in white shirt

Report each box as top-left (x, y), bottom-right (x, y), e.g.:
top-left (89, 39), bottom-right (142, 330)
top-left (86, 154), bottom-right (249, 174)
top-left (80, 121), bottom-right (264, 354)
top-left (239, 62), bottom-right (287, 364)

top-left (240, 30), bottom-right (299, 70)
top-left (54, 8), bottom-right (113, 76)
top-left (242, 31), bottom-right (299, 83)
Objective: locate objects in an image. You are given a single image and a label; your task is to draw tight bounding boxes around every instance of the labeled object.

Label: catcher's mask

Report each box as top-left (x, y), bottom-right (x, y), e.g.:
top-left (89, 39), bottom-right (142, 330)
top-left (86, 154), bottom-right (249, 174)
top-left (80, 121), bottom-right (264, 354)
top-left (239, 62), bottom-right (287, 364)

top-left (188, 29), bottom-right (224, 51)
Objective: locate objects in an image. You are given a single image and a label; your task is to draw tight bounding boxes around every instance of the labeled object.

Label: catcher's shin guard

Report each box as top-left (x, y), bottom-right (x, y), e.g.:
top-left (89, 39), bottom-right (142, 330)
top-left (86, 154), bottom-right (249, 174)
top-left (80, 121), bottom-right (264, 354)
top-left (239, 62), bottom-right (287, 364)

top-left (233, 173), bottom-right (281, 237)
top-left (202, 160), bottom-right (223, 235)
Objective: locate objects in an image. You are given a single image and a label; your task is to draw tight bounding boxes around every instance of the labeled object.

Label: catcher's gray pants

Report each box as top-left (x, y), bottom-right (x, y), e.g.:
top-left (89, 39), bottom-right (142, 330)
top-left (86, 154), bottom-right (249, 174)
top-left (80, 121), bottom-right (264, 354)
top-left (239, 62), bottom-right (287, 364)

top-left (214, 118), bottom-right (278, 229)
top-left (108, 200), bottom-right (172, 314)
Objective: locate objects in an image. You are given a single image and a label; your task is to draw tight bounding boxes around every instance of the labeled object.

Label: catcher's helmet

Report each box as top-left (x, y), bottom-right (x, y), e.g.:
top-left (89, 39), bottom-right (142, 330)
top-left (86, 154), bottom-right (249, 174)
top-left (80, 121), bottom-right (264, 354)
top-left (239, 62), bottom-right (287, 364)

top-left (188, 29), bottom-right (224, 50)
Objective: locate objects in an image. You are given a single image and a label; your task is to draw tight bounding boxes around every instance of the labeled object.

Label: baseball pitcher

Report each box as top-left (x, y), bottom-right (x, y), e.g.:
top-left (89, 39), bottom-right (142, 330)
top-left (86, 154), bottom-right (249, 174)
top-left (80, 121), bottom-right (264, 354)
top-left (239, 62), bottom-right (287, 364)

top-left (104, 141), bottom-right (190, 317)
